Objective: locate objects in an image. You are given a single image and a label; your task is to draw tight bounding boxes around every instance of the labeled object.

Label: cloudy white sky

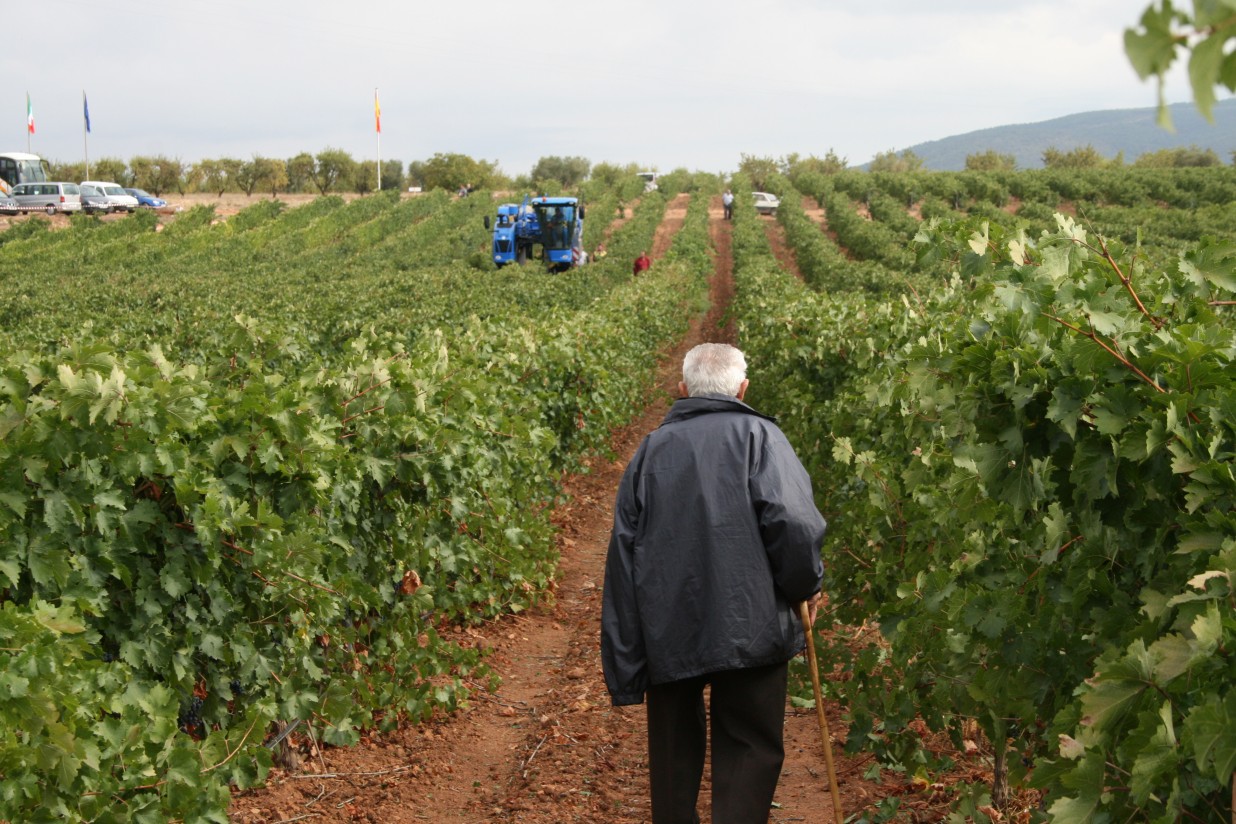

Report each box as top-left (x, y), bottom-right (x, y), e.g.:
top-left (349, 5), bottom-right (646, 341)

top-left (4, 0), bottom-right (1209, 177)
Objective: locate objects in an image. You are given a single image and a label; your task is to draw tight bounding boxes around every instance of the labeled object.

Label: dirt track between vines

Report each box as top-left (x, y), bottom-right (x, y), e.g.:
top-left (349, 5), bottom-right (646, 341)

top-left (228, 193), bottom-right (997, 823)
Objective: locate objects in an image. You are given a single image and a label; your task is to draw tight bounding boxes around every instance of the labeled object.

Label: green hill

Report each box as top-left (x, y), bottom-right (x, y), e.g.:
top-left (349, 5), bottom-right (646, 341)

top-left (899, 98), bottom-right (1236, 170)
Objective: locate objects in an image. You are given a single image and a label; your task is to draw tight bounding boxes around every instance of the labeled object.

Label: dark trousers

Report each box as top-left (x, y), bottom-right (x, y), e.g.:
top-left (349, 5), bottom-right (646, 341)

top-left (646, 661), bottom-right (788, 824)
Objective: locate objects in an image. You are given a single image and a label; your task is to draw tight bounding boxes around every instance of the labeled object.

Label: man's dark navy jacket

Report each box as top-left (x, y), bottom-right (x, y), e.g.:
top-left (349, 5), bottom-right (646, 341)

top-left (601, 393), bottom-right (827, 706)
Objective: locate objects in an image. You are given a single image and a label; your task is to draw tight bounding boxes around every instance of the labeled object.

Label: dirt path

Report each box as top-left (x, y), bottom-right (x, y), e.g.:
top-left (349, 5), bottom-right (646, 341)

top-left (650, 192), bottom-right (689, 259)
top-left (801, 192), bottom-right (856, 262)
top-left (801, 194), bottom-right (826, 228)
top-left (230, 192), bottom-right (951, 824)
top-left (761, 214), bottom-right (804, 282)
top-left (706, 197), bottom-right (737, 344)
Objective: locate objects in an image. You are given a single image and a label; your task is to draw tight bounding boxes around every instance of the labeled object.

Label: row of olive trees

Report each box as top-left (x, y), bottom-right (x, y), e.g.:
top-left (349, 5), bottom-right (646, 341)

top-left (404, 153), bottom-right (610, 193)
top-left (51, 150), bottom-right (403, 198)
top-left (737, 143), bottom-right (1233, 189)
top-left (1036, 143), bottom-right (1232, 169)
top-left (48, 150), bottom-right (645, 199)
top-left (884, 144), bottom-right (1233, 172)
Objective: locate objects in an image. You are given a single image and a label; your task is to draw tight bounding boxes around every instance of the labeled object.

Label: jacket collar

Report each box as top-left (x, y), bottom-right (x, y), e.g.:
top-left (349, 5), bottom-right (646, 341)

top-left (661, 393), bottom-right (778, 426)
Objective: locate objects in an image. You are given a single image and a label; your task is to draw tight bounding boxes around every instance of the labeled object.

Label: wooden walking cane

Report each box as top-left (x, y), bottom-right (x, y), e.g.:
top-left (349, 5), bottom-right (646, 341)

top-left (799, 601), bottom-right (845, 823)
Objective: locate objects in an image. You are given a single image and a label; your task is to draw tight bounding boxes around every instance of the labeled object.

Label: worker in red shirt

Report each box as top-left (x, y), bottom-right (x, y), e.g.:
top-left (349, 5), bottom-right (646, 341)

top-left (633, 251), bottom-right (651, 276)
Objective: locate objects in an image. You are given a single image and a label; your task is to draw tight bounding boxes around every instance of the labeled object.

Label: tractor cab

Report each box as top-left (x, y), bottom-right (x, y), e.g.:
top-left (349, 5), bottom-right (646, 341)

top-left (532, 199), bottom-right (577, 251)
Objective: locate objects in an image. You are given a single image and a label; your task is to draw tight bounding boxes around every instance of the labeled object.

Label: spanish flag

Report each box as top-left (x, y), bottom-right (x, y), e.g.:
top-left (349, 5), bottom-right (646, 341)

top-left (374, 89), bottom-right (381, 134)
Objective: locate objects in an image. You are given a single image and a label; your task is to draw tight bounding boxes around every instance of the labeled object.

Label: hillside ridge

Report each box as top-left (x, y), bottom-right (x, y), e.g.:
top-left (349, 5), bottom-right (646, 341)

top-left (891, 98), bottom-right (1236, 170)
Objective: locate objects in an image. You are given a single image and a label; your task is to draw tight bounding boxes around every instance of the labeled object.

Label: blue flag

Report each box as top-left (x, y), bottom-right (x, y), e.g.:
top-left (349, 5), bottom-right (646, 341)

top-left (83, 92), bottom-right (91, 133)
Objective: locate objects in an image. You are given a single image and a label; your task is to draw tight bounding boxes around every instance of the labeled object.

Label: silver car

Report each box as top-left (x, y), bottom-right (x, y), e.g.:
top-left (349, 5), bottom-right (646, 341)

top-left (0, 192), bottom-right (18, 215)
top-left (79, 184), bottom-right (113, 215)
top-left (9, 181), bottom-right (82, 214)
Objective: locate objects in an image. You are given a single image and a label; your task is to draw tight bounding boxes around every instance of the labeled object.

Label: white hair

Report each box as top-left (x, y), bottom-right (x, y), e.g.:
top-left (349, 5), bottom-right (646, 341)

top-left (682, 343), bottom-right (747, 397)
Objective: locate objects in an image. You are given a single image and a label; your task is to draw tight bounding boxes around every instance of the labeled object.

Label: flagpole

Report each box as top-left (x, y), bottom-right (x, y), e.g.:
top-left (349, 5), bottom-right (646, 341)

top-left (375, 87), bottom-right (381, 192)
top-left (83, 91), bottom-right (91, 179)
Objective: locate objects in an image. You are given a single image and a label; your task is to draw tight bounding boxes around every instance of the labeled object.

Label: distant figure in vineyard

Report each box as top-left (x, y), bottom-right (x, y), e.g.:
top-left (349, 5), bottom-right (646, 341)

top-left (722, 189), bottom-right (734, 220)
top-left (601, 342), bottom-right (827, 824)
top-left (633, 250), bottom-right (651, 276)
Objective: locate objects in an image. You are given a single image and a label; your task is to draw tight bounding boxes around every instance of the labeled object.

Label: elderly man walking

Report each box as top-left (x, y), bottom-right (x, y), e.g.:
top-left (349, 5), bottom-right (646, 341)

top-left (601, 343), bottom-right (827, 824)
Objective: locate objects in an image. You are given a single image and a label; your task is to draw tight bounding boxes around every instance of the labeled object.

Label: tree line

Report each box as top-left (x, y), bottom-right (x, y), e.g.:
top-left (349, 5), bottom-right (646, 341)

top-left (47, 141), bottom-right (1230, 202)
top-left (46, 151), bottom-right (640, 199)
top-left (731, 143), bottom-right (1235, 190)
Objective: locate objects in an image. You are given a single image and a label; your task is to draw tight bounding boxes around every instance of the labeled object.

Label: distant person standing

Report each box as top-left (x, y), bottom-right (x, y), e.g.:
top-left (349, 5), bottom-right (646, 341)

top-left (633, 251), bottom-right (651, 276)
top-left (722, 189), bottom-right (734, 220)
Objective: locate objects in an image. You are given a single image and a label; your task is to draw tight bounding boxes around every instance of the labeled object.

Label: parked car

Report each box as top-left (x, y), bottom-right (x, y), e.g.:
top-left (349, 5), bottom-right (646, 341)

top-left (79, 184), bottom-right (113, 215)
top-left (0, 192), bottom-right (18, 215)
top-left (124, 187), bottom-right (167, 209)
top-left (80, 181), bottom-right (139, 213)
top-left (9, 181), bottom-right (82, 214)
top-left (753, 191), bottom-right (780, 216)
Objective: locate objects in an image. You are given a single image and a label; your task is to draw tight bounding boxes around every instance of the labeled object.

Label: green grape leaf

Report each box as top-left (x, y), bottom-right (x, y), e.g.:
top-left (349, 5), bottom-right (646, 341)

top-left (1185, 691), bottom-right (1236, 783)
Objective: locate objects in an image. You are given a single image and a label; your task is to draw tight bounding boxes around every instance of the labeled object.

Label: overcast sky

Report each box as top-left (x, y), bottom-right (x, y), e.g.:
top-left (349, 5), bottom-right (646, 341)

top-left (5, 0), bottom-right (1214, 177)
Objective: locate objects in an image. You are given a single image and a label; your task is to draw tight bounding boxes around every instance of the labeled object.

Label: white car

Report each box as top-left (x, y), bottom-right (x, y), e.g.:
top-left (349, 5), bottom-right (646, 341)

top-left (80, 180), bottom-right (139, 213)
top-left (753, 191), bottom-right (780, 216)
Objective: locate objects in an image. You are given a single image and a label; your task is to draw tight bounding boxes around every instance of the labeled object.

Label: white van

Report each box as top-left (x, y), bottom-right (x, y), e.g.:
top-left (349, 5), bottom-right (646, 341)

top-left (80, 181), bottom-right (139, 213)
top-left (753, 191), bottom-right (781, 216)
top-left (637, 171), bottom-right (658, 192)
top-left (10, 181), bottom-right (82, 214)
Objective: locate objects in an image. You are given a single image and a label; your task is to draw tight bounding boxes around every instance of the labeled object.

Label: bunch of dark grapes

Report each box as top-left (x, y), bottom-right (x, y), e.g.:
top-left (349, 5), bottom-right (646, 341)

top-left (178, 696), bottom-right (204, 737)
top-left (226, 679), bottom-right (247, 715)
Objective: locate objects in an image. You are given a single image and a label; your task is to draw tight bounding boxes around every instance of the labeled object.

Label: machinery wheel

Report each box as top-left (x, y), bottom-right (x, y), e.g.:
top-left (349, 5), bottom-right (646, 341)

top-left (516, 245), bottom-right (528, 266)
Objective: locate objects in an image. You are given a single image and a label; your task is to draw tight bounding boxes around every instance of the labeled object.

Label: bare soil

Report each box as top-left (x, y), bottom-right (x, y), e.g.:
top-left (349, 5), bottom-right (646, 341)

top-left (168, 191), bottom-right (336, 215)
top-left (800, 196), bottom-right (826, 227)
top-left (761, 214), bottom-right (804, 281)
top-left (800, 194), bottom-right (853, 262)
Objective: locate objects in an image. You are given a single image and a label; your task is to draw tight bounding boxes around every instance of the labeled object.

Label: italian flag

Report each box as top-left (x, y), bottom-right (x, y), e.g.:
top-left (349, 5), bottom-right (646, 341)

top-left (26, 92), bottom-right (34, 134)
